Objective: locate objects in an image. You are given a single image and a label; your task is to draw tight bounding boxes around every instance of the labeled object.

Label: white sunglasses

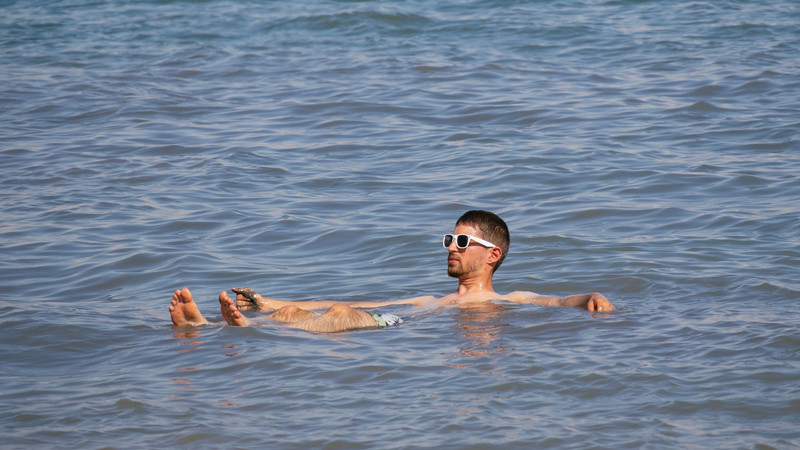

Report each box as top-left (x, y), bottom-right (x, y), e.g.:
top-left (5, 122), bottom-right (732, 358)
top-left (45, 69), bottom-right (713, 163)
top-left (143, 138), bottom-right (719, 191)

top-left (443, 234), bottom-right (496, 249)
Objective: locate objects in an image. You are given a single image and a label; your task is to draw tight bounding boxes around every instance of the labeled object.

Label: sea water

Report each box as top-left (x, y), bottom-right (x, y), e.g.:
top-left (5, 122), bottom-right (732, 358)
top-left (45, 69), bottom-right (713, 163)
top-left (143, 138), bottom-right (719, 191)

top-left (1, 0), bottom-right (799, 447)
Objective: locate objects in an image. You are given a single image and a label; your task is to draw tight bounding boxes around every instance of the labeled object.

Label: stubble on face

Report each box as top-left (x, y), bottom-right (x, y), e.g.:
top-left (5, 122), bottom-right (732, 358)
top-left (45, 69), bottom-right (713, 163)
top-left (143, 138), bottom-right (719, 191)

top-left (446, 224), bottom-right (490, 279)
top-left (447, 250), bottom-right (481, 278)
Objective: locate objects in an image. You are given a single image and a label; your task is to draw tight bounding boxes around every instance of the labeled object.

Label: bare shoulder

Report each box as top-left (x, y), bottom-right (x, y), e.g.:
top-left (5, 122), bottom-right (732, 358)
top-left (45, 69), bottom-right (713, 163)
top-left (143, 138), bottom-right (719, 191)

top-left (501, 291), bottom-right (540, 301)
top-left (434, 294), bottom-right (458, 306)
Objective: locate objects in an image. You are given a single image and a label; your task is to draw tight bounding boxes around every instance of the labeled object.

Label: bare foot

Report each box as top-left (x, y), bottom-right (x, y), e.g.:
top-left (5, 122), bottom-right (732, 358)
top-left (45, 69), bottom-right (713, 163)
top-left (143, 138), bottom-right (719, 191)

top-left (219, 291), bottom-right (252, 326)
top-left (169, 288), bottom-right (209, 327)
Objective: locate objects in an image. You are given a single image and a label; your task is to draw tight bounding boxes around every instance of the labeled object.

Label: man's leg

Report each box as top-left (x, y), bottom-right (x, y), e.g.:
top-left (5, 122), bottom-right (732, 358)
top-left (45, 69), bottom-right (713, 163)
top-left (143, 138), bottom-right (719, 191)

top-left (219, 291), bottom-right (319, 325)
top-left (169, 288), bottom-right (209, 327)
top-left (220, 291), bottom-right (377, 332)
top-left (268, 305), bottom-right (318, 322)
top-left (287, 303), bottom-right (378, 333)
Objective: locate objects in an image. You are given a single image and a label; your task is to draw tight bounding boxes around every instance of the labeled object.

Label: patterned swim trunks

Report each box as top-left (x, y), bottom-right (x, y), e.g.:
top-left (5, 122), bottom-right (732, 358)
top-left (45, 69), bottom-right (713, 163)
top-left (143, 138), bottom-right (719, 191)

top-left (370, 312), bottom-right (403, 328)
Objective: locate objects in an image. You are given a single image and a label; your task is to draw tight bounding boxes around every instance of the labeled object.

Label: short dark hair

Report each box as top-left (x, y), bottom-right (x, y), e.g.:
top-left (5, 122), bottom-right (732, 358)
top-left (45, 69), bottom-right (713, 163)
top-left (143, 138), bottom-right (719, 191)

top-left (456, 210), bottom-right (510, 272)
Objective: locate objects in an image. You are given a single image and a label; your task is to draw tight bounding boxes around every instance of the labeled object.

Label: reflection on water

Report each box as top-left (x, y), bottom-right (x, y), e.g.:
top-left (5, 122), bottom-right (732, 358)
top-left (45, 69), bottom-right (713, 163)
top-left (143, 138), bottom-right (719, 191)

top-left (221, 343), bottom-right (245, 358)
top-left (448, 303), bottom-right (513, 364)
top-left (172, 330), bottom-right (202, 343)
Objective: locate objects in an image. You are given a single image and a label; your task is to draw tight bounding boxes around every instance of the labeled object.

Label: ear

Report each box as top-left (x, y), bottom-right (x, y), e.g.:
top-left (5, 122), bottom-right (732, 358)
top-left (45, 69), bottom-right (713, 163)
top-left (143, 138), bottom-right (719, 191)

top-left (487, 246), bottom-right (503, 265)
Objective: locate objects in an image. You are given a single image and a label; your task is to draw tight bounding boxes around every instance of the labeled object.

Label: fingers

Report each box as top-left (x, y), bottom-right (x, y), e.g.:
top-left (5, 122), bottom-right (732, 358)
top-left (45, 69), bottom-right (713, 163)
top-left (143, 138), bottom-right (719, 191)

top-left (232, 287), bottom-right (256, 299)
top-left (588, 294), bottom-right (615, 312)
top-left (596, 296), bottom-right (614, 312)
top-left (236, 296), bottom-right (254, 311)
top-left (235, 293), bottom-right (261, 311)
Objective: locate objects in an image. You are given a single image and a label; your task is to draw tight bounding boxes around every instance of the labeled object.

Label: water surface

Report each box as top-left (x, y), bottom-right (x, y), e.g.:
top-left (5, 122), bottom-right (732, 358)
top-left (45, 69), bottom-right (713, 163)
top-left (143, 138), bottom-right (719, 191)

top-left (1, 0), bottom-right (799, 447)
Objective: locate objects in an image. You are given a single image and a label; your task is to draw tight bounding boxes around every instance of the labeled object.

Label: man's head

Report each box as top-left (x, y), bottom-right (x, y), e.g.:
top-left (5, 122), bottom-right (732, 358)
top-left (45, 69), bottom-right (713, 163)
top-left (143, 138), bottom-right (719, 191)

top-left (445, 210), bottom-right (509, 277)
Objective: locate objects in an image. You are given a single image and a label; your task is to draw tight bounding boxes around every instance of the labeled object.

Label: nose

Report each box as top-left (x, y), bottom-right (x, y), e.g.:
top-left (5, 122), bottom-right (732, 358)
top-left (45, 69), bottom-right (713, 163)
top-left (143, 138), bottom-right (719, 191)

top-left (447, 238), bottom-right (461, 252)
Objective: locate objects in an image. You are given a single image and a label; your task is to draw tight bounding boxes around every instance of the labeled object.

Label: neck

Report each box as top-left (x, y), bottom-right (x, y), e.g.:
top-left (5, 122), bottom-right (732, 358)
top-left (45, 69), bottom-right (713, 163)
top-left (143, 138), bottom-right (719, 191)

top-left (456, 275), bottom-right (494, 296)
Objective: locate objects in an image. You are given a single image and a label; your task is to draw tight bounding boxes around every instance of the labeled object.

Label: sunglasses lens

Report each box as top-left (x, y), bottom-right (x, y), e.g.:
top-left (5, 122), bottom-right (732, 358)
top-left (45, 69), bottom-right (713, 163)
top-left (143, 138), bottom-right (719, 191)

top-left (443, 235), bottom-right (453, 247)
top-left (444, 234), bottom-right (474, 248)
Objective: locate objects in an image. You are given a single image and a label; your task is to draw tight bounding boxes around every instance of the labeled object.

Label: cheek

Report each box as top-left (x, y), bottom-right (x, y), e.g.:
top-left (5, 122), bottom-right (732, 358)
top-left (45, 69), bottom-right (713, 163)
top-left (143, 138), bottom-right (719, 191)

top-left (466, 256), bottom-right (482, 270)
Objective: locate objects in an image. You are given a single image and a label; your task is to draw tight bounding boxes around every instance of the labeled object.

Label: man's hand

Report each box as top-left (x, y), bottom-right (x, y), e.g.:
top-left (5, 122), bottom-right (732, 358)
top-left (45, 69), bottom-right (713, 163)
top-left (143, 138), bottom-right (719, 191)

top-left (559, 292), bottom-right (615, 311)
top-left (232, 287), bottom-right (264, 311)
top-left (586, 292), bottom-right (614, 312)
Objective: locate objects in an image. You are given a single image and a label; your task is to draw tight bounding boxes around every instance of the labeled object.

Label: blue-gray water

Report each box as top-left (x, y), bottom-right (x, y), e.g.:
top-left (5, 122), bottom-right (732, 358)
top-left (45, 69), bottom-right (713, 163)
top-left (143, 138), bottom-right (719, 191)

top-left (1, 0), bottom-right (799, 448)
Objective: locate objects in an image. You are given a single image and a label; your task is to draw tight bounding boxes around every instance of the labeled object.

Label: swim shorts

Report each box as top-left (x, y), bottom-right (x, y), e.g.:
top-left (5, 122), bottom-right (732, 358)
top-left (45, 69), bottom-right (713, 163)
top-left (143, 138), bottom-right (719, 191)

top-left (370, 312), bottom-right (403, 328)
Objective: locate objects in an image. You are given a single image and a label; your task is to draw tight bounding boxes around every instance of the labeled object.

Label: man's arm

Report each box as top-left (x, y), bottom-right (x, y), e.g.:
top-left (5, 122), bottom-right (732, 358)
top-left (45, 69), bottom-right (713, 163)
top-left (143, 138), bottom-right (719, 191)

top-left (501, 291), bottom-right (562, 306)
top-left (234, 289), bottom-right (435, 311)
top-left (502, 291), bottom-right (614, 311)
top-left (558, 292), bottom-right (614, 311)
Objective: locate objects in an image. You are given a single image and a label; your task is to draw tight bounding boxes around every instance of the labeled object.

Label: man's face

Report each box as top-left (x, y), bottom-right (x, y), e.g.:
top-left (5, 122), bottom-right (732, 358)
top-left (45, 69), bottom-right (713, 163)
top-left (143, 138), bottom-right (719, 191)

top-left (446, 224), bottom-right (492, 278)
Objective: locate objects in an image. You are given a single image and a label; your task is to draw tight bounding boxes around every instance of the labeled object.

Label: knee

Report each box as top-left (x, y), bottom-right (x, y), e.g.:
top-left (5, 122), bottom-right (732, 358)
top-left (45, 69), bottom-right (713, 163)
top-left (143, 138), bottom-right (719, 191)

top-left (327, 303), bottom-right (356, 314)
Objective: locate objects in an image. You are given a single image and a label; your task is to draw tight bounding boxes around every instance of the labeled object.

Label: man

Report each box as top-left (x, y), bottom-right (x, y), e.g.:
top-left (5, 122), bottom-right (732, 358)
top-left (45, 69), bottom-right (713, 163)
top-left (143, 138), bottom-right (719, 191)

top-left (169, 210), bottom-right (614, 333)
